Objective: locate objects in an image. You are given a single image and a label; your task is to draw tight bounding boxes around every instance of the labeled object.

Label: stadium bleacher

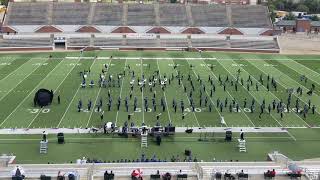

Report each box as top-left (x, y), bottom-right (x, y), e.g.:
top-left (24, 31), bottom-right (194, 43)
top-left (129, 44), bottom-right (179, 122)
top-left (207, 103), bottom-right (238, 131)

top-left (231, 5), bottom-right (271, 28)
top-left (92, 4), bottom-right (122, 26)
top-left (0, 38), bottom-right (51, 47)
top-left (127, 4), bottom-right (156, 26)
top-left (191, 5), bottom-right (229, 27)
top-left (6, 2), bottom-right (48, 25)
top-left (52, 3), bottom-right (90, 25)
top-left (67, 38), bottom-right (90, 47)
top-left (93, 38), bottom-right (123, 47)
top-left (191, 38), bottom-right (229, 48)
top-left (4, 2), bottom-right (272, 30)
top-left (230, 39), bottom-right (279, 49)
top-left (125, 38), bottom-right (158, 47)
top-left (160, 38), bottom-right (189, 47)
top-left (159, 4), bottom-right (189, 26)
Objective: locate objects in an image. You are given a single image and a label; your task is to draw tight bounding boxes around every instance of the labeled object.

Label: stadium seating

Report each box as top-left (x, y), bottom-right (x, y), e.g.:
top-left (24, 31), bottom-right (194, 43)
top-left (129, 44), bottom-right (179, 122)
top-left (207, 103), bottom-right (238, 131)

top-left (52, 3), bottom-right (90, 25)
top-left (125, 39), bottom-right (158, 47)
top-left (191, 38), bottom-right (229, 48)
top-left (127, 4), bottom-right (156, 26)
top-left (67, 38), bottom-right (90, 47)
top-left (0, 38), bottom-right (51, 47)
top-left (159, 4), bottom-right (189, 26)
top-left (6, 2), bottom-right (48, 25)
top-left (92, 4), bottom-right (122, 26)
top-left (230, 39), bottom-right (279, 49)
top-left (160, 38), bottom-right (189, 47)
top-left (93, 38), bottom-right (123, 47)
top-left (4, 2), bottom-right (272, 30)
top-left (191, 5), bottom-right (229, 27)
top-left (231, 5), bottom-right (271, 28)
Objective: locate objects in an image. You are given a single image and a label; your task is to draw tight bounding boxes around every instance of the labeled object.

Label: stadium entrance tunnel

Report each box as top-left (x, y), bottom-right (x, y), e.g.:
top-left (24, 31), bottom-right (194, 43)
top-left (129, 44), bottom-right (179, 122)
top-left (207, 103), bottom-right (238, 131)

top-left (34, 89), bottom-right (53, 107)
top-left (54, 42), bottom-right (66, 50)
top-left (53, 37), bottom-right (66, 50)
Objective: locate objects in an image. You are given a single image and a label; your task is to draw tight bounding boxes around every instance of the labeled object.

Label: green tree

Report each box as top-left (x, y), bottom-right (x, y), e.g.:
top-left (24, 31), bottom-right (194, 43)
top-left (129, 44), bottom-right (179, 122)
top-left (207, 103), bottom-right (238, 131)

top-left (0, 0), bottom-right (8, 6)
top-left (310, 15), bottom-right (320, 21)
top-left (284, 12), bottom-right (296, 20)
top-left (296, 4), bottom-right (309, 12)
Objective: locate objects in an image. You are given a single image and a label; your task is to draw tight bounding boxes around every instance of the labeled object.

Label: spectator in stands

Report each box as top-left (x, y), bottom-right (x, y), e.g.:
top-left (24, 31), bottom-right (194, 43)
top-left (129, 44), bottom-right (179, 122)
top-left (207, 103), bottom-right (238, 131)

top-left (57, 171), bottom-right (65, 180)
top-left (12, 166), bottom-right (25, 180)
top-left (271, 169), bottom-right (276, 177)
top-left (162, 172), bottom-right (171, 180)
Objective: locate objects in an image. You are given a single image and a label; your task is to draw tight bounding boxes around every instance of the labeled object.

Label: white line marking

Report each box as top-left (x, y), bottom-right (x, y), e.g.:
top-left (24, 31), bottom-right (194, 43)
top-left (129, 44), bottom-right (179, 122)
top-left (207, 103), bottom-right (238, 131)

top-left (0, 59), bottom-right (65, 127)
top-left (185, 59), bottom-right (227, 127)
top-left (57, 56), bottom-right (97, 128)
top-left (217, 58), bottom-right (285, 127)
top-left (64, 56), bottom-right (320, 61)
top-left (0, 57), bottom-right (33, 83)
top-left (246, 58), bottom-right (311, 127)
top-left (156, 59), bottom-right (172, 124)
top-left (0, 59), bottom-right (44, 102)
top-left (191, 58), bottom-right (255, 127)
top-left (169, 58), bottom-right (200, 127)
top-left (86, 59), bottom-right (112, 127)
top-left (115, 59), bottom-right (127, 126)
top-left (27, 58), bottom-right (81, 128)
top-left (141, 58), bottom-right (145, 124)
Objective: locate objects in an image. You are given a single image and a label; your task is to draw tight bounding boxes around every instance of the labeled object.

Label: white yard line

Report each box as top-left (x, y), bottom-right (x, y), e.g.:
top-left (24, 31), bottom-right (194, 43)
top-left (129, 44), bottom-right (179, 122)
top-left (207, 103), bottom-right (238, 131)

top-left (189, 59), bottom-right (255, 127)
top-left (0, 57), bottom-right (33, 83)
top-left (115, 59), bottom-right (128, 126)
top-left (247, 60), bottom-right (312, 127)
top-left (169, 59), bottom-right (200, 127)
top-left (65, 56), bottom-right (320, 61)
top-left (86, 59), bottom-right (112, 127)
top-left (218, 60), bottom-right (299, 141)
top-left (217, 59), bottom-right (284, 127)
top-left (141, 58), bottom-right (145, 124)
top-left (0, 59), bottom-right (65, 127)
top-left (156, 59), bottom-right (172, 124)
top-left (0, 59), bottom-right (45, 102)
top-left (57, 56), bottom-right (98, 128)
top-left (185, 59), bottom-right (227, 127)
top-left (286, 130), bottom-right (297, 141)
top-left (27, 58), bottom-right (81, 128)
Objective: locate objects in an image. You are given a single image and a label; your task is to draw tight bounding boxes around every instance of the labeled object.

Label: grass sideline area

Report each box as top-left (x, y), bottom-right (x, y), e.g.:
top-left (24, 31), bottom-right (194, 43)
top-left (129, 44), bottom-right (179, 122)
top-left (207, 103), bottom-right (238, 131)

top-left (0, 129), bottom-right (320, 164)
top-left (0, 50), bottom-right (320, 163)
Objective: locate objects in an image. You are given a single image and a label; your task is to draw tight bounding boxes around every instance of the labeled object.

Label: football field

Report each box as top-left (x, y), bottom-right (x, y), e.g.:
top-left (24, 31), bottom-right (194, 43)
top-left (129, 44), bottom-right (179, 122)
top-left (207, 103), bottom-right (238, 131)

top-left (0, 51), bottom-right (320, 129)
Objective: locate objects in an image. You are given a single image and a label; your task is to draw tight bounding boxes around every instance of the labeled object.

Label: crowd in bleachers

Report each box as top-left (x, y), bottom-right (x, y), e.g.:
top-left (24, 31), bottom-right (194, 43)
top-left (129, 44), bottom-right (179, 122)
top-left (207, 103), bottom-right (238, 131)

top-left (83, 153), bottom-right (198, 164)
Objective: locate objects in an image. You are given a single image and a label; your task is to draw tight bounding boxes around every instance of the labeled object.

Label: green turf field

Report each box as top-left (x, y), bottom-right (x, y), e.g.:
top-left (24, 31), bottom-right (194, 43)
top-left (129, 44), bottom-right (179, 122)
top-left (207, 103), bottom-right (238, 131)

top-left (1, 129), bottom-right (320, 163)
top-left (0, 51), bottom-right (320, 129)
top-left (1, 50), bottom-right (320, 163)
